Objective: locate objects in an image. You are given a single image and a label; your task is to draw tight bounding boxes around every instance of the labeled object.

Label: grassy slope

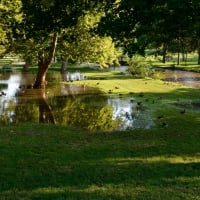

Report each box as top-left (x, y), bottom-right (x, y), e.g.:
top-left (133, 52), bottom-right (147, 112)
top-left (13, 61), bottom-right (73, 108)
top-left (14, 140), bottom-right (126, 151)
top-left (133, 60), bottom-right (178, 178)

top-left (0, 62), bottom-right (200, 199)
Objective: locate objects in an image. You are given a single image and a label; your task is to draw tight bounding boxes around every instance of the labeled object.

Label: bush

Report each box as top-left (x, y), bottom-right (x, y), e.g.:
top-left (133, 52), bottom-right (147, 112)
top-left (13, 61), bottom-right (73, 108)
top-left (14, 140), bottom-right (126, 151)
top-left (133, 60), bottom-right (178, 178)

top-left (127, 55), bottom-right (155, 78)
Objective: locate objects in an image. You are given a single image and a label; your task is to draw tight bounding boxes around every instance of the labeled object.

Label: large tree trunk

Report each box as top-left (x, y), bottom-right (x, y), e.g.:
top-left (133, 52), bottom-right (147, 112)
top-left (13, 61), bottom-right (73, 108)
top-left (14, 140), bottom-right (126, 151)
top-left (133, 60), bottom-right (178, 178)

top-left (198, 48), bottom-right (200, 65)
top-left (33, 61), bottom-right (49, 88)
top-left (33, 32), bottom-right (58, 89)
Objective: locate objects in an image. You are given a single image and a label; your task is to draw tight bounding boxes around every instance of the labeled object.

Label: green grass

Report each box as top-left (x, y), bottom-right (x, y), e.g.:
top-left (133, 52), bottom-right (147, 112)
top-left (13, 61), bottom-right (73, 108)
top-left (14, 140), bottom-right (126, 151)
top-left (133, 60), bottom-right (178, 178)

top-left (0, 57), bottom-right (200, 199)
top-left (149, 53), bottom-right (200, 72)
top-left (0, 121), bottom-right (200, 199)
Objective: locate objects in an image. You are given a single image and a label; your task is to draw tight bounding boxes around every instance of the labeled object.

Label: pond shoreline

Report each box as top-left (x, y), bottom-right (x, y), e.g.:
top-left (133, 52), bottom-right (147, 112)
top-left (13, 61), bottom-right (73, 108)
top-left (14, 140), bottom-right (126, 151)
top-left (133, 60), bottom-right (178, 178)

top-left (155, 65), bottom-right (200, 73)
top-left (155, 67), bottom-right (200, 88)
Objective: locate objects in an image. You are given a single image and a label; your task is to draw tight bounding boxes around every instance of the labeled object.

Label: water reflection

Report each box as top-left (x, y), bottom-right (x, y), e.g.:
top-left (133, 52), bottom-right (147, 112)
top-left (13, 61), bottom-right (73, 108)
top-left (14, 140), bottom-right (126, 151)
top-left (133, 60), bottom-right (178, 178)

top-left (0, 93), bottom-right (154, 131)
top-left (108, 98), bottom-right (154, 130)
top-left (0, 73), bottom-right (154, 131)
top-left (0, 74), bottom-right (21, 97)
top-left (2, 69), bottom-right (200, 131)
top-left (49, 95), bottom-right (121, 131)
top-left (161, 69), bottom-right (200, 88)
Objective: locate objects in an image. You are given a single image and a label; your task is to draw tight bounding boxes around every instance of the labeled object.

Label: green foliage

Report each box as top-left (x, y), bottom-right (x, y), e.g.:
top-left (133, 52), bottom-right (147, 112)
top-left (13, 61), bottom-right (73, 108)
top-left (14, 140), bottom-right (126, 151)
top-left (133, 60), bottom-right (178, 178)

top-left (99, 0), bottom-right (200, 63)
top-left (14, 103), bottom-right (39, 123)
top-left (0, 0), bottom-right (22, 56)
top-left (128, 55), bottom-right (155, 78)
top-left (59, 11), bottom-right (120, 68)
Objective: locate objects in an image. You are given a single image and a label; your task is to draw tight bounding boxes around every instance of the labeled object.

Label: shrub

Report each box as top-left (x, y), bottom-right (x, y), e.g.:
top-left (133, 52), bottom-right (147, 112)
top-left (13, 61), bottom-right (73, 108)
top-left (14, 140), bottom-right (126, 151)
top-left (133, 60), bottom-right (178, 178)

top-left (127, 55), bottom-right (155, 78)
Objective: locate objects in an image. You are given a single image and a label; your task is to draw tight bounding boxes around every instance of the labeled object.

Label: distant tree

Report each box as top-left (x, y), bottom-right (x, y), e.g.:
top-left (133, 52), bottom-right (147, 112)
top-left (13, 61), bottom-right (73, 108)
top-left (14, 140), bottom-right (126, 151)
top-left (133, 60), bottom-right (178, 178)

top-left (189, 0), bottom-right (200, 64)
top-left (98, 0), bottom-right (200, 64)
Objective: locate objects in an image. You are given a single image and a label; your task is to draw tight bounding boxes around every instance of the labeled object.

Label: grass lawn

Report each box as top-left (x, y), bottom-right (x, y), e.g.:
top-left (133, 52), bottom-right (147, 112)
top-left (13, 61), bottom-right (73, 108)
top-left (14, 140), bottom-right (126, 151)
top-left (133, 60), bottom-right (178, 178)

top-left (0, 60), bottom-right (200, 199)
top-left (148, 53), bottom-right (200, 72)
top-left (0, 121), bottom-right (200, 200)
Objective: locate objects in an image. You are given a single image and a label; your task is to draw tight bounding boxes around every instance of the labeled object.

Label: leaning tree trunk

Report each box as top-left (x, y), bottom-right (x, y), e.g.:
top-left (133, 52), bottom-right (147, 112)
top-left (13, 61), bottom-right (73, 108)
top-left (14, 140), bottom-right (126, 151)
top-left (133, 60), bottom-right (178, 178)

top-left (33, 32), bottom-right (58, 89)
top-left (33, 61), bottom-right (49, 88)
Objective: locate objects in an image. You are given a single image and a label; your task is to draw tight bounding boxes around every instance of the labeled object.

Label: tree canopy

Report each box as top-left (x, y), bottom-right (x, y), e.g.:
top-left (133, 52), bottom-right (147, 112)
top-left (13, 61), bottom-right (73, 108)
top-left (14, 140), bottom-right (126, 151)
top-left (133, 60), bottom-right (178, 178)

top-left (99, 0), bottom-right (200, 62)
top-left (0, 0), bottom-right (22, 55)
top-left (0, 0), bottom-right (200, 88)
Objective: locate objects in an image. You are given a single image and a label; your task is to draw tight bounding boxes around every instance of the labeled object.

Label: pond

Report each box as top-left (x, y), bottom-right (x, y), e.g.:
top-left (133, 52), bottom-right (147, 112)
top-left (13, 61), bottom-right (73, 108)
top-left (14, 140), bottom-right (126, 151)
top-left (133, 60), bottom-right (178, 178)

top-left (0, 69), bottom-right (199, 132)
top-left (0, 72), bottom-right (154, 132)
top-left (160, 69), bottom-right (200, 88)
top-left (110, 66), bottom-right (200, 89)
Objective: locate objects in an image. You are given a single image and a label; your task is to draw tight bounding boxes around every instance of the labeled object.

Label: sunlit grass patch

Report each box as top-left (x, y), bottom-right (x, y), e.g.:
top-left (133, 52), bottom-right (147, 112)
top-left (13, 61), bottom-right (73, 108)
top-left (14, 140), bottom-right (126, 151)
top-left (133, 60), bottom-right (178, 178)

top-left (104, 155), bottom-right (200, 165)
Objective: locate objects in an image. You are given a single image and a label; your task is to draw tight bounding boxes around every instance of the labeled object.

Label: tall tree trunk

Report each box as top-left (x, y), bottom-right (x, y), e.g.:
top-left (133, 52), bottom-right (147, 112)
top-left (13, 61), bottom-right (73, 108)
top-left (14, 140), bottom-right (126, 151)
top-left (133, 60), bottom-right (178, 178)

top-left (33, 32), bottom-right (58, 89)
top-left (177, 51), bottom-right (180, 65)
top-left (198, 48), bottom-right (200, 65)
top-left (185, 52), bottom-right (188, 65)
top-left (162, 43), bottom-right (167, 63)
top-left (177, 37), bottom-right (181, 65)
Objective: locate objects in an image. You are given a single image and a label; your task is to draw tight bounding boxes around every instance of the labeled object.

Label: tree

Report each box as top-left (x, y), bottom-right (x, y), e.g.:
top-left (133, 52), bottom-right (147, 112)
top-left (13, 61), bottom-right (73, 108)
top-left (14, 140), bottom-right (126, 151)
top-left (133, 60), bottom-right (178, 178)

top-left (189, 0), bottom-right (200, 64)
top-left (98, 0), bottom-right (200, 63)
top-left (0, 0), bottom-right (22, 56)
top-left (58, 10), bottom-right (120, 74)
top-left (18, 0), bottom-right (106, 88)
top-left (98, 0), bottom-right (151, 57)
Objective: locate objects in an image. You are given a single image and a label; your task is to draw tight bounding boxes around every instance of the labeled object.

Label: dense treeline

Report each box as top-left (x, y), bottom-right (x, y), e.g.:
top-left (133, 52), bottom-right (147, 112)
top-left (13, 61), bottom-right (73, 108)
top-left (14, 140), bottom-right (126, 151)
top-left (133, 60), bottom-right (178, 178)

top-left (99, 0), bottom-right (200, 64)
top-left (0, 0), bottom-right (199, 87)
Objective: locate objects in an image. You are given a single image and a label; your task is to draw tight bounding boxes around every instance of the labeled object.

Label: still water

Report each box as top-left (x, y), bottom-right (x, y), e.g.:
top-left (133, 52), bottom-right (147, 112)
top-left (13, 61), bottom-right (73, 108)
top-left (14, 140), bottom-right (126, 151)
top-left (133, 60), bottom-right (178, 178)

top-left (161, 69), bottom-right (200, 88)
top-left (0, 72), bottom-right (154, 131)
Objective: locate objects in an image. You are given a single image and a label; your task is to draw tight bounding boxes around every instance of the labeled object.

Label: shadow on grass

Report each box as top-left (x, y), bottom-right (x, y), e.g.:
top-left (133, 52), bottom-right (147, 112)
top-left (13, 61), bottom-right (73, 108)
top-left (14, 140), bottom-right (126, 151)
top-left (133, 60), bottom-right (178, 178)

top-left (0, 114), bottom-right (200, 199)
top-left (0, 157), bottom-right (200, 199)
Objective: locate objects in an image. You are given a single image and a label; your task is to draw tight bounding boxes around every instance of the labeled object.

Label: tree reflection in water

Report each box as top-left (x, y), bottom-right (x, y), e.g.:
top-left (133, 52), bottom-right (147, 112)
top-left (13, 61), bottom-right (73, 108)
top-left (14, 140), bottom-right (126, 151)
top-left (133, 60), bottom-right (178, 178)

top-left (0, 91), bottom-right (155, 131)
top-left (0, 73), bottom-right (154, 132)
top-left (0, 90), bottom-right (120, 132)
top-left (50, 95), bottom-right (120, 132)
